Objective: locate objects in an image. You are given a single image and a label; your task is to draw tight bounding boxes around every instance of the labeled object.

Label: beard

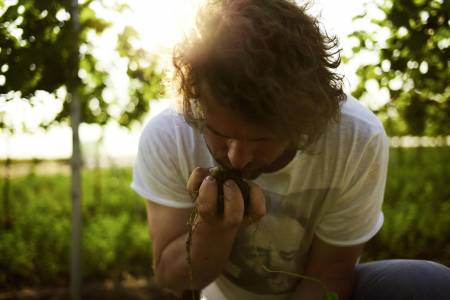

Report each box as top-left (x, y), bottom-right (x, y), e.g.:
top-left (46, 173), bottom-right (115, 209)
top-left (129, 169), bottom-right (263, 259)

top-left (212, 157), bottom-right (265, 180)
top-left (202, 135), bottom-right (296, 180)
top-left (204, 141), bottom-right (267, 180)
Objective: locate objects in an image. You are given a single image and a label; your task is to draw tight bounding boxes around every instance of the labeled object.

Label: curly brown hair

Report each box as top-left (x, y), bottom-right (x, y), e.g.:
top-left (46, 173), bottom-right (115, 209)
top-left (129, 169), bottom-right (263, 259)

top-left (173, 0), bottom-right (346, 149)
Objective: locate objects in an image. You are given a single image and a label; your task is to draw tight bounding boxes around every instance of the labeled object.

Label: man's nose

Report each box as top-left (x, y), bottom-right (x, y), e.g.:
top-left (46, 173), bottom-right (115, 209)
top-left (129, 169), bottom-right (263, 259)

top-left (268, 249), bottom-right (284, 268)
top-left (227, 139), bottom-right (253, 169)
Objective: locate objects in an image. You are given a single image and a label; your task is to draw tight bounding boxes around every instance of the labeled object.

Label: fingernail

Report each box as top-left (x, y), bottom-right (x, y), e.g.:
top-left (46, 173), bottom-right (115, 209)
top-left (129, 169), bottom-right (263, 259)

top-left (224, 179), bottom-right (234, 187)
top-left (206, 175), bottom-right (215, 182)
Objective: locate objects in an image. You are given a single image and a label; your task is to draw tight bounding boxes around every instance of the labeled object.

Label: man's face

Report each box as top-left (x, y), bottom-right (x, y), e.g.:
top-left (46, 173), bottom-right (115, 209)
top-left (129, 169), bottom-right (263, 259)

top-left (201, 95), bottom-right (296, 180)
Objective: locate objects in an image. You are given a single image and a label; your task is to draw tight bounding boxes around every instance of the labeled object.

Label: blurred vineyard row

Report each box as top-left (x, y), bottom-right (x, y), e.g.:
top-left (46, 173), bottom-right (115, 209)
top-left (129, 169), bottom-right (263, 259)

top-left (362, 146), bottom-right (450, 265)
top-left (0, 167), bottom-right (150, 291)
top-left (0, 146), bottom-right (449, 290)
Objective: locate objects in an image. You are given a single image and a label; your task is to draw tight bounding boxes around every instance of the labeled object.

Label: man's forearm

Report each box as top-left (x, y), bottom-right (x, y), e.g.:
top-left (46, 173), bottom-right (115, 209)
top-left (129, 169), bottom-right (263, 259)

top-left (155, 221), bottom-right (238, 293)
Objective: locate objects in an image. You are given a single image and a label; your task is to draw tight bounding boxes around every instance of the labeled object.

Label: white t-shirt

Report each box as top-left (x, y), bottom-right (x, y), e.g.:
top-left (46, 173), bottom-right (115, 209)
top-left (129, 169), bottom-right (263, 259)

top-left (131, 95), bottom-right (389, 300)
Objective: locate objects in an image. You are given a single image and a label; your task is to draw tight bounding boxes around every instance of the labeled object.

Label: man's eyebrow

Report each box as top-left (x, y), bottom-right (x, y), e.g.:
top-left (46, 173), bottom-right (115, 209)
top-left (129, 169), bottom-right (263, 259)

top-left (205, 124), bottom-right (231, 138)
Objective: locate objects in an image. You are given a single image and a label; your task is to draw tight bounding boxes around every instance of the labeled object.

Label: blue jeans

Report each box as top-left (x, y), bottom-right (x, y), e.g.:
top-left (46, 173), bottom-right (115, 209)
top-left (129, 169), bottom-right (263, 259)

top-left (352, 260), bottom-right (450, 300)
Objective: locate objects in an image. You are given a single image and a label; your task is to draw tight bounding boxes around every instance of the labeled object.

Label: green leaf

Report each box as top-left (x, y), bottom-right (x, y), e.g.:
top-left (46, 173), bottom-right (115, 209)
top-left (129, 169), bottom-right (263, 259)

top-left (1, 0), bottom-right (165, 131)
top-left (346, 0), bottom-right (449, 136)
top-left (322, 291), bottom-right (339, 300)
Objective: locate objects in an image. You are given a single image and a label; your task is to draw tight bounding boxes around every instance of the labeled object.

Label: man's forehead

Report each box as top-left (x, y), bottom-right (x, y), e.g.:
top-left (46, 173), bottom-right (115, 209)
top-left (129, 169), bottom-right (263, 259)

top-left (198, 83), bottom-right (280, 139)
top-left (204, 118), bottom-right (274, 141)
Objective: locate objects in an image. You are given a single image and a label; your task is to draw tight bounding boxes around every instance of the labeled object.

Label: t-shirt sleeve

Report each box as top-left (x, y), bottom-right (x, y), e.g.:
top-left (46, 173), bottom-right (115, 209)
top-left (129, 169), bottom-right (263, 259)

top-left (315, 129), bottom-right (389, 246)
top-left (130, 112), bottom-right (194, 208)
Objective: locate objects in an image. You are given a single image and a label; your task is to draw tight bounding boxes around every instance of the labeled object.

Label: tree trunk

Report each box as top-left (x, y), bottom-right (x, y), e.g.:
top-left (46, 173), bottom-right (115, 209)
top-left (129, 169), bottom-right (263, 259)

top-left (69, 0), bottom-right (82, 299)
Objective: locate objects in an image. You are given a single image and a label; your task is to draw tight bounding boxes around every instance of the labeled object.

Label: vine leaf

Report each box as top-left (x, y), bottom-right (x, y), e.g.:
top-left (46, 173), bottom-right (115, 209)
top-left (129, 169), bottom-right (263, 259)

top-left (323, 291), bottom-right (339, 300)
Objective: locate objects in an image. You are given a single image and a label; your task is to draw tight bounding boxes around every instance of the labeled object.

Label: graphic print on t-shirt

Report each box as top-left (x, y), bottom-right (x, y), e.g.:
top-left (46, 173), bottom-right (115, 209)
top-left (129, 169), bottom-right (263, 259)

top-left (223, 188), bottom-right (333, 295)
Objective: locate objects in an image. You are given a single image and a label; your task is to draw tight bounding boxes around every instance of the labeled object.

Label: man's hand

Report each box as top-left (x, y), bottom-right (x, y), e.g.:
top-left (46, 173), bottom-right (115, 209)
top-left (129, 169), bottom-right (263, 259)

top-left (186, 167), bottom-right (267, 229)
top-left (147, 166), bottom-right (266, 293)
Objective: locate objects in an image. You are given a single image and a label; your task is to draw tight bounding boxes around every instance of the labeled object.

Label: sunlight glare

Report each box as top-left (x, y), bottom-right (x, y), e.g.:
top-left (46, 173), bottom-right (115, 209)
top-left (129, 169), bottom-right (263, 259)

top-left (128, 0), bottom-right (203, 55)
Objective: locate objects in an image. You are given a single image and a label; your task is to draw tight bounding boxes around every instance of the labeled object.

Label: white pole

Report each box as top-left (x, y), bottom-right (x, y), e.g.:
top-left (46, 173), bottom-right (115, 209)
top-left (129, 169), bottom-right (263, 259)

top-left (69, 0), bottom-right (82, 299)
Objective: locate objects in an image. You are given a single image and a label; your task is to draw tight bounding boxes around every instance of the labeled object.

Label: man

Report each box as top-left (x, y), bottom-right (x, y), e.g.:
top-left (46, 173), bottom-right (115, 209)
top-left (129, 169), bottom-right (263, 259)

top-left (131, 0), bottom-right (450, 299)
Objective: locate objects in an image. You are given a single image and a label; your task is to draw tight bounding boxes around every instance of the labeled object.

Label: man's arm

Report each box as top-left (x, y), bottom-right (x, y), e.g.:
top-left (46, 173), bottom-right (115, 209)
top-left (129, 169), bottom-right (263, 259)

top-left (146, 167), bottom-right (266, 295)
top-left (291, 235), bottom-right (365, 300)
top-left (146, 201), bottom-right (239, 294)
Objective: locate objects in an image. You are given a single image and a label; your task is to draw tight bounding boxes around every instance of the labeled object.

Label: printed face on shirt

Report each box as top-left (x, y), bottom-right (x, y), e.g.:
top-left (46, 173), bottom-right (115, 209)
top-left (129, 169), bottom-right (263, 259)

top-left (200, 93), bottom-right (297, 180)
top-left (227, 213), bottom-right (305, 293)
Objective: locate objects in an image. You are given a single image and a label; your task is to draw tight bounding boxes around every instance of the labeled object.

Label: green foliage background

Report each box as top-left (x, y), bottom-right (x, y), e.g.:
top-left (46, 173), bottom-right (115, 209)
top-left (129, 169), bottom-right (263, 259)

top-left (0, 167), bottom-right (150, 290)
top-left (361, 146), bottom-right (450, 266)
top-left (0, 0), bottom-right (165, 131)
top-left (348, 0), bottom-right (449, 136)
top-left (1, 147), bottom-right (450, 290)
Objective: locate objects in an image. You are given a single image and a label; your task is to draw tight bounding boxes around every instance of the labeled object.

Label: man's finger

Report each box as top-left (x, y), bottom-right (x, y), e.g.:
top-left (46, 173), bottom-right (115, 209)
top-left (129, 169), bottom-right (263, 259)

top-left (196, 175), bottom-right (218, 223)
top-left (186, 167), bottom-right (210, 199)
top-left (223, 179), bottom-right (244, 228)
top-left (244, 181), bottom-right (267, 225)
